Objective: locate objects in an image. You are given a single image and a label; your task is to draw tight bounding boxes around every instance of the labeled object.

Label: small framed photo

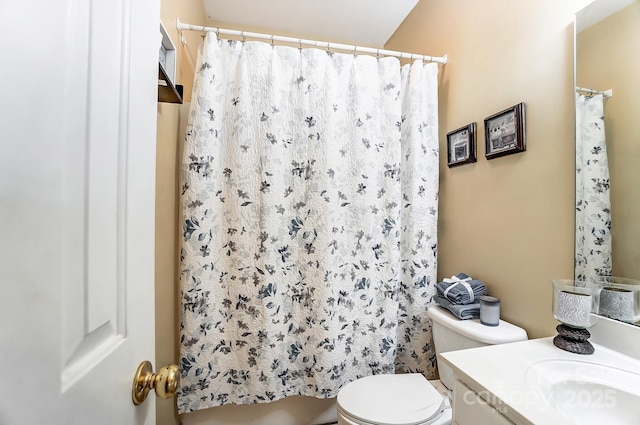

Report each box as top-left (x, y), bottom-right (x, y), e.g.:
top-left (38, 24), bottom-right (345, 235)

top-left (446, 123), bottom-right (477, 167)
top-left (484, 103), bottom-right (526, 160)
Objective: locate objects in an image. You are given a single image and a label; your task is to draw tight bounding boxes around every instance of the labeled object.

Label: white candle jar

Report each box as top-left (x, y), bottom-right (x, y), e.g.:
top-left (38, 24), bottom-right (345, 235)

top-left (598, 282), bottom-right (640, 323)
top-left (552, 279), bottom-right (600, 328)
top-left (479, 295), bottom-right (500, 326)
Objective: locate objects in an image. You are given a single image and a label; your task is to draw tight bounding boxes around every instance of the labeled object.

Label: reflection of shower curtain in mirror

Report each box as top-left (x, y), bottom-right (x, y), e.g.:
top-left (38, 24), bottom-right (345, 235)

top-left (177, 34), bottom-right (439, 413)
top-left (575, 94), bottom-right (612, 286)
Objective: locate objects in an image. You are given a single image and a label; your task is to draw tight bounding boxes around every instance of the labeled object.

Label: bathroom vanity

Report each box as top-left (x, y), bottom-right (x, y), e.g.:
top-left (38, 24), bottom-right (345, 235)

top-left (439, 316), bottom-right (640, 425)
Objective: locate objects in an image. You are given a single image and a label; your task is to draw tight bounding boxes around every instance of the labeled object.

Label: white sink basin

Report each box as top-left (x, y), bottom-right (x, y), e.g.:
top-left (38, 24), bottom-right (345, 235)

top-left (526, 359), bottom-right (640, 425)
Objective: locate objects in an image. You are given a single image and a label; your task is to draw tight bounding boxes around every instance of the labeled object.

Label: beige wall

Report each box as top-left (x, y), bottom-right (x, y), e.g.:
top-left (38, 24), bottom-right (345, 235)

top-left (155, 102), bottom-right (180, 425)
top-left (157, 1), bottom-right (206, 425)
top-left (386, 0), bottom-right (591, 338)
top-left (577, 2), bottom-right (640, 280)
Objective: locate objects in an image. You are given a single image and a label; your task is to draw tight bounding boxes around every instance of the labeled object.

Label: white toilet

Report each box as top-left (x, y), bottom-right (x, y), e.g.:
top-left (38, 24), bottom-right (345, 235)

top-left (336, 305), bottom-right (528, 425)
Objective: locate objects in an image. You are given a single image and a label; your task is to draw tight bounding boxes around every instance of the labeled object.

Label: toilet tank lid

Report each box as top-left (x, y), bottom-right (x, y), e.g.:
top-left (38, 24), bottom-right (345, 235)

top-left (428, 305), bottom-right (528, 345)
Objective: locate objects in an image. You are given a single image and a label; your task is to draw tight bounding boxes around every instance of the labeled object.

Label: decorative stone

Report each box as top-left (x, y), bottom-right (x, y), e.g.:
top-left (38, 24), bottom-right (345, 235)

top-left (553, 324), bottom-right (594, 355)
top-left (556, 324), bottom-right (591, 341)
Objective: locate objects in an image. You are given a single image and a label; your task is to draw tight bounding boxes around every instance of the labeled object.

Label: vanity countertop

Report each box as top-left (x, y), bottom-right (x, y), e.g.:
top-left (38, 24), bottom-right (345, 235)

top-left (439, 337), bottom-right (640, 425)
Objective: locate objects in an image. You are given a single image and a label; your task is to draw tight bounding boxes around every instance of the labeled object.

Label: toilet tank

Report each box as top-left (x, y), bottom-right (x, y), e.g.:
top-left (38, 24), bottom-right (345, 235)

top-left (428, 305), bottom-right (527, 390)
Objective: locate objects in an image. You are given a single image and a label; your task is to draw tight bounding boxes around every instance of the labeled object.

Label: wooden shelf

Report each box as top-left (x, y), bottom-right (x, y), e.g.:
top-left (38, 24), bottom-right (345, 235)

top-left (158, 63), bottom-right (183, 104)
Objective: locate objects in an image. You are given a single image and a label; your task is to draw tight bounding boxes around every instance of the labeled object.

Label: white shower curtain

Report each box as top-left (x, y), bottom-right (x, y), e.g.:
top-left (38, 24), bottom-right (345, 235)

top-left (177, 34), bottom-right (439, 413)
top-left (575, 93), bottom-right (611, 286)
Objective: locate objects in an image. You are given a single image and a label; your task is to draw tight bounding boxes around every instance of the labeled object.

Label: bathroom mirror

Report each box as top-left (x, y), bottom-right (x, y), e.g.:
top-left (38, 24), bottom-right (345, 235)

top-left (574, 0), bottom-right (640, 325)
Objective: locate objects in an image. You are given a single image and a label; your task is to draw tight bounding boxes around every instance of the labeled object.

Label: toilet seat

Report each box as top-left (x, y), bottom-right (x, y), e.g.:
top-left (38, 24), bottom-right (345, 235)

top-left (336, 374), bottom-right (447, 425)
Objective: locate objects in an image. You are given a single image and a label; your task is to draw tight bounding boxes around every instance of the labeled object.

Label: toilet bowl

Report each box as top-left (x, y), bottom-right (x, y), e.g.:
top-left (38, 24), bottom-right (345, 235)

top-left (336, 305), bottom-right (528, 425)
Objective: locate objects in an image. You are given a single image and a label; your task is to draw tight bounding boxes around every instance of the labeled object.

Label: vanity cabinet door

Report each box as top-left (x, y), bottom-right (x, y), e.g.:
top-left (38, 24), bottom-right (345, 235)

top-left (453, 380), bottom-right (515, 425)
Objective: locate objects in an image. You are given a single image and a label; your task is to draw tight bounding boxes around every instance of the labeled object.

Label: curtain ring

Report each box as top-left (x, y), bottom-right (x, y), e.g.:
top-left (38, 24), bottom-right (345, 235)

top-left (376, 49), bottom-right (380, 59)
top-left (271, 34), bottom-right (275, 46)
top-left (352, 45), bottom-right (357, 57)
top-left (240, 31), bottom-right (246, 43)
top-left (298, 39), bottom-right (303, 50)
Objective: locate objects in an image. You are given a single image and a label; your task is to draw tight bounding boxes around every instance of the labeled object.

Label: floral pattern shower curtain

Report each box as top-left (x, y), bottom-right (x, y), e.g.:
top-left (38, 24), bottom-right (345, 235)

top-left (177, 34), bottom-right (439, 413)
top-left (575, 93), bottom-right (611, 286)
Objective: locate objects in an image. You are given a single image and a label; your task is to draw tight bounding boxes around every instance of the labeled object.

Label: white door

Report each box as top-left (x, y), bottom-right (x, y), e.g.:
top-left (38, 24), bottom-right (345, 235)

top-left (0, 0), bottom-right (159, 424)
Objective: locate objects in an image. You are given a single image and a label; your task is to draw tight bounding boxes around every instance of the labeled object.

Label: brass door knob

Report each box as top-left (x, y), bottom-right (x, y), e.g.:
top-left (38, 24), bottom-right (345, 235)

top-left (132, 361), bottom-right (180, 405)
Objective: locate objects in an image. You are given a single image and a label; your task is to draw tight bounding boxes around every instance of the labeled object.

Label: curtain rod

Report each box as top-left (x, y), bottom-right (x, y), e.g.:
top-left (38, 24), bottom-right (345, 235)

top-left (576, 86), bottom-right (613, 98)
top-left (176, 18), bottom-right (447, 65)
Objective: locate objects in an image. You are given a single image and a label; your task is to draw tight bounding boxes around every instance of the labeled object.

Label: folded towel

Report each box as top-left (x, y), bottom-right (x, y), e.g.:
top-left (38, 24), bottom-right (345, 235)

top-left (436, 273), bottom-right (487, 305)
top-left (435, 295), bottom-right (480, 320)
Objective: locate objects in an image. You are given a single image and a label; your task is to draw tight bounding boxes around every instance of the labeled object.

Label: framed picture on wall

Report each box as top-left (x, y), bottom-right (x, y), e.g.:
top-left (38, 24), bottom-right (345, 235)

top-left (484, 103), bottom-right (526, 159)
top-left (446, 123), bottom-right (477, 167)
